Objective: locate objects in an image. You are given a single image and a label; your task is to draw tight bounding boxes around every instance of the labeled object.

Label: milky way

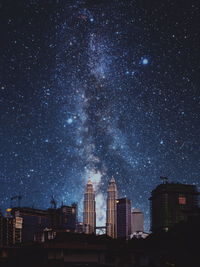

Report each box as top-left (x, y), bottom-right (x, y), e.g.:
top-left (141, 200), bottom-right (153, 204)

top-left (1, 0), bottom-right (200, 230)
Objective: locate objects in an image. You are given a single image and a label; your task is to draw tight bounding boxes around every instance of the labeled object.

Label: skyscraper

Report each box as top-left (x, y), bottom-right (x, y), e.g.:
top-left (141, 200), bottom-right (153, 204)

top-left (106, 177), bottom-right (117, 238)
top-left (150, 182), bottom-right (199, 233)
top-left (117, 198), bottom-right (131, 239)
top-left (131, 208), bottom-right (144, 234)
top-left (83, 180), bottom-right (96, 234)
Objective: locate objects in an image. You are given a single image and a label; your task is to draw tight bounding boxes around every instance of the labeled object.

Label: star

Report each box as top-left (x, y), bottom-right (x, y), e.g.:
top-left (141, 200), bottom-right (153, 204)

top-left (141, 58), bottom-right (149, 65)
top-left (1, 0), bottom-right (199, 234)
top-left (67, 118), bottom-right (73, 124)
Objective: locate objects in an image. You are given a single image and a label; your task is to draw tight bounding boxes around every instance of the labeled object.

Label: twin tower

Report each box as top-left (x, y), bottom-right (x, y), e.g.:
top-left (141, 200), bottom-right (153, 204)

top-left (83, 177), bottom-right (117, 238)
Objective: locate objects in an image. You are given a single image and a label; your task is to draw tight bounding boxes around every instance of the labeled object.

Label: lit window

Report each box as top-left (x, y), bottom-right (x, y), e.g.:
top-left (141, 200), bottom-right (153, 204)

top-left (179, 195), bottom-right (186, 205)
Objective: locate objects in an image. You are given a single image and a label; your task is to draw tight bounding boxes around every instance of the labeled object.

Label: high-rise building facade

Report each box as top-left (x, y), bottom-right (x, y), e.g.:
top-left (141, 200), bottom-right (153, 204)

top-left (48, 203), bottom-right (77, 232)
top-left (106, 177), bottom-right (117, 238)
top-left (150, 182), bottom-right (199, 233)
top-left (0, 211), bottom-right (22, 246)
top-left (131, 208), bottom-right (144, 234)
top-left (117, 198), bottom-right (131, 239)
top-left (83, 180), bottom-right (96, 234)
top-left (3, 204), bottom-right (77, 243)
top-left (10, 207), bottom-right (51, 242)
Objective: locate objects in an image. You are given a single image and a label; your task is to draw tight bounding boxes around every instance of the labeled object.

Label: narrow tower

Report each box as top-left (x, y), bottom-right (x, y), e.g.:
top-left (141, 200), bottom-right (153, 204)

top-left (106, 177), bottom-right (118, 238)
top-left (83, 179), bottom-right (96, 234)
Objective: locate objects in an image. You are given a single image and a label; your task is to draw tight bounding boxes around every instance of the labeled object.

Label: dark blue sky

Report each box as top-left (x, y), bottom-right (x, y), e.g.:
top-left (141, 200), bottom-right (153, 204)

top-left (1, 0), bottom-right (200, 231)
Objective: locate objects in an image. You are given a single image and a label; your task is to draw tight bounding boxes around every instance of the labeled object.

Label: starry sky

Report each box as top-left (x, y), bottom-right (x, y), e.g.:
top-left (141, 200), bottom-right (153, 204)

top-left (0, 0), bottom-right (200, 231)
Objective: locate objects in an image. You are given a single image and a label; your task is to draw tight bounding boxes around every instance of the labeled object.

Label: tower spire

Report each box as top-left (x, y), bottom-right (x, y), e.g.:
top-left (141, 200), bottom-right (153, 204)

top-left (106, 177), bottom-right (118, 238)
top-left (83, 179), bottom-right (96, 234)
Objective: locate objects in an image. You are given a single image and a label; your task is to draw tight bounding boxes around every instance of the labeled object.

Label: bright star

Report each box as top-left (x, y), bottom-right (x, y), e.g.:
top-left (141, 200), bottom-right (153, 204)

top-left (142, 58), bottom-right (149, 65)
top-left (67, 118), bottom-right (73, 124)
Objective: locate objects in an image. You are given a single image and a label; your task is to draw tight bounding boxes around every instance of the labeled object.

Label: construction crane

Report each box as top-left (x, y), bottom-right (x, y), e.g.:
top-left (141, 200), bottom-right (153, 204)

top-left (10, 195), bottom-right (22, 207)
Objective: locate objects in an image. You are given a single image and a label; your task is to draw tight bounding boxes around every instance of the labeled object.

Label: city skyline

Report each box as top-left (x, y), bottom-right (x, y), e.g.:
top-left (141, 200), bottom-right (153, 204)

top-left (1, 0), bottom-right (200, 232)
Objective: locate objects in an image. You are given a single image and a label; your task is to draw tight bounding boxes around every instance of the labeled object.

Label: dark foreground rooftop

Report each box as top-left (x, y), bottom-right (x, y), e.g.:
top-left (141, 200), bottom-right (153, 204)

top-left (1, 213), bottom-right (200, 267)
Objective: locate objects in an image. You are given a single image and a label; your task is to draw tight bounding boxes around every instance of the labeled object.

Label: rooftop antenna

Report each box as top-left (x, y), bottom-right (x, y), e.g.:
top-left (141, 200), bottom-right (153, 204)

top-left (10, 195), bottom-right (22, 207)
top-left (50, 196), bottom-right (57, 209)
top-left (160, 176), bottom-right (168, 184)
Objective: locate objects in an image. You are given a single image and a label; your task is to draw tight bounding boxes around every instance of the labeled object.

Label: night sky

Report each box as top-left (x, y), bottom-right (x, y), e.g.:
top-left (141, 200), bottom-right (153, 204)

top-left (1, 0), bottom-right (200, 231)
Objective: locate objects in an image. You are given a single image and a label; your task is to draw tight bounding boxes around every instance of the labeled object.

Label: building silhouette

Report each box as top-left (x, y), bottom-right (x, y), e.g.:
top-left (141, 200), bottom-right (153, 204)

top-left (4, 204), bottom-right (77, 243)
top-left (10, 207), bottom-right (51, 242)
top-left (83, 180), bottom-right (96, 234)
top-left (150, 182), bottom-right (199, 233)
top-left (117, 198), bottom-right (131, 239)
top-left (48, 203), bottom-right (77, 232)
top-left (0, 211), bottom-right (22, 246)
top-left (106, 177), bottom-right (118, 238)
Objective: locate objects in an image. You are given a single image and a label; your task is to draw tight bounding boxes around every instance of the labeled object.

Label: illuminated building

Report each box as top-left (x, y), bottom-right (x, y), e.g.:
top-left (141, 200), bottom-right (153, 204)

top-left (106, 177), bottom-right (117, 238)
top-left (149, 182), bottom-right (199, 233)
top-left (0, 211), bottom-right (22, 246)
top-left (83, 180), bottom-right (96, 234)
top-left (117, 198), bottom-right (131, 239)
